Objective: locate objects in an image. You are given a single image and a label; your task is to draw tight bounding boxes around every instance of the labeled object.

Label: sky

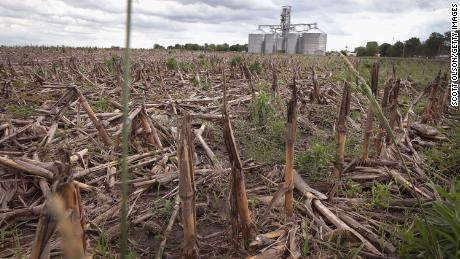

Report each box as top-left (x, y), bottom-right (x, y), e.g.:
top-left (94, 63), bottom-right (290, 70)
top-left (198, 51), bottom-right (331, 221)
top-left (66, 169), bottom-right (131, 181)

top-left (0, 0), bottom-right (451, 51)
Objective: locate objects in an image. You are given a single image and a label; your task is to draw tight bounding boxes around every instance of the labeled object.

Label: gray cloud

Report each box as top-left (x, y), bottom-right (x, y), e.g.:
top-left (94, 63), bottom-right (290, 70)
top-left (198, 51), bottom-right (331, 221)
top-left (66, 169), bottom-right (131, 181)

top-left (0, 0), bottom-right (451, 50)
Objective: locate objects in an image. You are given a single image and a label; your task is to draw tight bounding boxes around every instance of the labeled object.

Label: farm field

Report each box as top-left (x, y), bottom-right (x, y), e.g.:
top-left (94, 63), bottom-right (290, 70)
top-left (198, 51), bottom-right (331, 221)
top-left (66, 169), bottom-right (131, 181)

top-left (0, 46), bottom-right (458, 258)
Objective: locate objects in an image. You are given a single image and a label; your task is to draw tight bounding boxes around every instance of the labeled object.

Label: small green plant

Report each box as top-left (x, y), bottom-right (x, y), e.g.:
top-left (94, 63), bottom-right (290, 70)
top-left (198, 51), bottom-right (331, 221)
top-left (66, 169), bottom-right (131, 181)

top-left (154, 199), bottom-right (173, 218)
top-left (344, 179), bottom-right (362, 198)
top-left (103, 55), bottom-right (118, 74)
top-left (179, 60), bottom-right (193, 72)
top-left (13, 228), bottom-right (22, 259)
top-left (249, 60), bottom-right (262, 75)
top-left (400, 181), bottom-right (460, 258)
top-left (229, 55), bottom-right (242, 67)
top-left (371, 182), bottom-right (392, 208)
top-left (96, 230), bottom-right (112, 259)
top-left (413, 98), bottom-right (428, 114)
top-left (296, 139), bottom-right (334, 179)
top-left (350, 110), bottom-right (360, 120)
top-left (0, 229), bottom-right (6, 249)
top-left (423, 124), bottom-right (460, 177)
top-left (92, 97), bottom-right (110, 112)
top-left (166, 57), bottom-right (178, 70)
top-left (5, 104), bottom-right (36, 118)
top-left (248, 91), bottom-right (276, 125)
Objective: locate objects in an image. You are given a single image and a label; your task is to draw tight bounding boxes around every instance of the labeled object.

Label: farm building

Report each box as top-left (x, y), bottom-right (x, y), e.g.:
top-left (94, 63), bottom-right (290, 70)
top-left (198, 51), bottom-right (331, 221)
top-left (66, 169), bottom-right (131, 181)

top-left (248, 6), bottom-right (327, 55)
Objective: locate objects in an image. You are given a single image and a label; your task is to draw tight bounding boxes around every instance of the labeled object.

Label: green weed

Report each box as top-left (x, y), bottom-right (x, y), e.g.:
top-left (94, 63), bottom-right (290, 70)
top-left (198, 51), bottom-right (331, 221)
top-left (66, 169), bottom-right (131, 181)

top-left (166, 57), bottom-right (178, 70)
top-left (92, 97), bottom-right (110, 112)
top-left (5, 104), bottom-right (36, 118)
top-left (400, 181), bottom-right (460, 258)
top-left (229, 55), bottom-right (242, 67)
top-left (371, 182), bottom-right (392, 208)
top-left (296, 139), bottom-right (334, 180)
top-left (96, 230), bottom-right (112, 259)
top-left (248, 60), bottom-right (262, 75)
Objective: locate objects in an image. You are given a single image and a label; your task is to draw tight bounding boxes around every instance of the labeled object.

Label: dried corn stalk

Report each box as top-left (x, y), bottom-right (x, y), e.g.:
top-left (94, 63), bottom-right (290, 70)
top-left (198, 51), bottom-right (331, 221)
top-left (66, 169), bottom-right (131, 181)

top-left (361, 61), bottom-right (379, 160)
top-left (178, 114), bottom-right (198, 258)
top-left (284, 76), bottom-right (297, 218)
top-left (31, 151), bottom-right (88, 259)
top-left (222, 69), bottom-right (254, 247)
top-left (333, 82), bottom-right (351, 178)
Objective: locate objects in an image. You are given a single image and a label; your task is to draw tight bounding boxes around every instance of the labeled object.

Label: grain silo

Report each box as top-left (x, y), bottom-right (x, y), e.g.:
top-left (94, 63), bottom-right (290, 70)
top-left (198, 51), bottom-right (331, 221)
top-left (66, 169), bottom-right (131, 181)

top-left (286, 33), bottom-right (299, 54)
top-left (247, 6), bottom-right (327, 55)
top-left (264, 34), bottom-right (276, 54)
top-left (276, 36), bottom-right (284, 53)
top-left (300, 31), bottom-right (327, 55)
top-left (248, 32), bottom-right (265, 53)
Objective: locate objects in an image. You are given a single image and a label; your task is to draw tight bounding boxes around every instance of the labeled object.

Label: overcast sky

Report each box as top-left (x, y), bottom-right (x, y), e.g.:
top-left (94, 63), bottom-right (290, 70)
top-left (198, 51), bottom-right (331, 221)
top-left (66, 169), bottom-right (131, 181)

top-left (0, 0), bottom-right (451, 51)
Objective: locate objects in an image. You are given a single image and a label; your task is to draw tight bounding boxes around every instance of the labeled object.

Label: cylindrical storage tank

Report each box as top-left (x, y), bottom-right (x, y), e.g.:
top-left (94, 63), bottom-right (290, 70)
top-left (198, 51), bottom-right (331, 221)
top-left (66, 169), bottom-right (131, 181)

top-left (316, 33), bottom-right (327, 55)
top-left (264, 34), bottom-right (275, 54)
top-left (248, 33), bottom-right (265, 53)
top-left (275, 35), bottom-right (284, 53)
top-left (300, 32), bottom-right (327, 55)
top-left (286, 33), bottom-right (299, 54)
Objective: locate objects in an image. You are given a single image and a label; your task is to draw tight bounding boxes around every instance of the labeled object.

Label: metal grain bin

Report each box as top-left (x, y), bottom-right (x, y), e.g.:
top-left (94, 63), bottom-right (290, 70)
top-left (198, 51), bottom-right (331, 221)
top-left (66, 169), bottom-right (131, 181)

top-left (276, 35), bottom-right (284, 53)
top-left (248, 33), bottom-right (265, 53)
top-left (286, 33), bottom-right (299, 54)
top-left (264, 34), bottom-right (276, 54)
top-left (300, 32), bottom-right (327, 55)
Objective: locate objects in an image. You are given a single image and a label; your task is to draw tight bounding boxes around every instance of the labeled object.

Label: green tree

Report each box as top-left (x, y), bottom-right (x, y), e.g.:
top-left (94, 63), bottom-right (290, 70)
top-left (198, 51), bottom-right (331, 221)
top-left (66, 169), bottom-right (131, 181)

top-left (379, 43), bottom-right (391, 57)
top-left (390, 41), bottom-right (404, 57)
top-left (365, 41), bottom-right (379, 56)
top-left (442, 31), bottom-right (451, 55)
top-left (425, 32), bottom-right (445, 57)
top-left (355, 46), bottom-right (367, 56)
top-left (153, 43), bottom-right (165, 50)
top-left (215, 43), bottom-right (229, 51)
top-left (404, 37), bottom-right (421, 57)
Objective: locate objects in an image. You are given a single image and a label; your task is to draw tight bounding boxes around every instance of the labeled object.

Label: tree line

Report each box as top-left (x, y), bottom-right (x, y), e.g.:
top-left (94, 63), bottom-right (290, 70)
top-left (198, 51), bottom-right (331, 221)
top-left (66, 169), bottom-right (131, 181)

top-left (349, 31), bottom-right (451, 58)
top-left (153, 43), bottom-right (248, 52)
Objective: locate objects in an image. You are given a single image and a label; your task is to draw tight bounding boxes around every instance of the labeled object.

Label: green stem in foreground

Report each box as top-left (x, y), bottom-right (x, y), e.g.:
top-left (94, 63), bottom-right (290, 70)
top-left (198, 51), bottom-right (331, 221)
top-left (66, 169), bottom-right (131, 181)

top-left (120, 0), bottom-right (132, 258)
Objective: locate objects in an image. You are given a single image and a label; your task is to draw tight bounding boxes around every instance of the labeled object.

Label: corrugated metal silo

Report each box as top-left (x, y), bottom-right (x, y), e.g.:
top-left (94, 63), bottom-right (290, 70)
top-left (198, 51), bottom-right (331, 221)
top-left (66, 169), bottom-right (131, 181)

top-left (248, 33), bottom-right (265, 53)
top-left (300, 32), bottom-right (327, 55)
top-left (275, 35), bottom-right (284, 53)
top-left (286, 33), bottom-right (299, 54)
top-left (264, 34), bottom-right (276, 54)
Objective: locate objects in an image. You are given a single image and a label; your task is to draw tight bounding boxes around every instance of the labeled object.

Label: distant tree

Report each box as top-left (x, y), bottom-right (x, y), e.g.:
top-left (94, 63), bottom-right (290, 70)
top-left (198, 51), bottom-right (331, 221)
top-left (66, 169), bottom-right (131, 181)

top-left (365, 41), bottom-right (379, 56)
top-left (153, 43), bottom-right (165, 50)
top-left (229, 44), bottom-right (240, 51)
top-left (229, 44), bottom-right (247, 52)
top-left (355, 46), bottom-right (367, 56)
top-left (425, 32), bottom-right (445, 57)
top-left (167, 45), bottom-right (174, 50)
top-left (442, 31), bottom-right (451, 54)
top-left (208, 44), bottom-right (216, 51)
top-left (174, 44), bottom-right (183, 49)
top-left (404, 37), bottom-right (421, 57)
top-left (215, 43), bottom-right (229, 51)
top-left (390, 41), bottom-right (404, 57)
top-left (379, 43), bottom-right (392, 57)
top-left (340, 50), bottom-right (348, 56)
top-left (184, 43), bottom-right (202, 50)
